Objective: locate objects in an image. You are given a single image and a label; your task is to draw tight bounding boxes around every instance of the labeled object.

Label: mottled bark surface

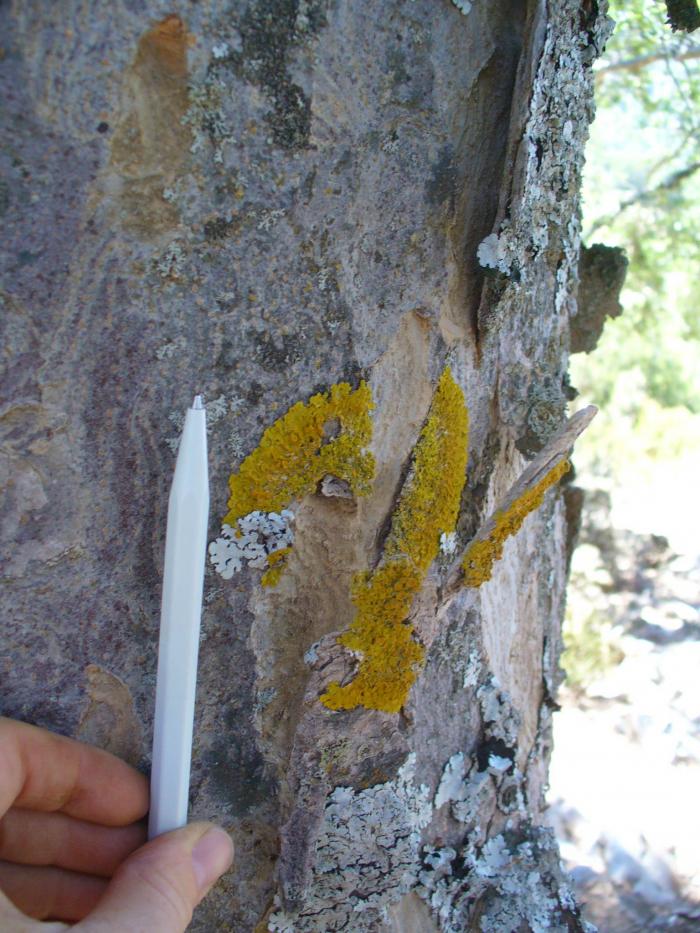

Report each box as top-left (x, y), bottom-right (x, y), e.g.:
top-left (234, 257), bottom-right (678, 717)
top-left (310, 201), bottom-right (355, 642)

top-left (0, 1), bottom-right (610, 930)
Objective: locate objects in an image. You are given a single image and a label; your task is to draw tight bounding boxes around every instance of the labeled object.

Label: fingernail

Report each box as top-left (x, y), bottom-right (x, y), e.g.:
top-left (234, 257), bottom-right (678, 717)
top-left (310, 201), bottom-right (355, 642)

top-left (191, 826), bottom-right (234, 894)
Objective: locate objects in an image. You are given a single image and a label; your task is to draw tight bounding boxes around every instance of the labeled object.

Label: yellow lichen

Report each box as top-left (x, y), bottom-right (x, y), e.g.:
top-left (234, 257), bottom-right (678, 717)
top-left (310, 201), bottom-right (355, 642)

top-left (260, 547), bottom-right (292, 588)
top-left (321, 368), bottom-right (469, 714)
top-left (321, 562), bottom-right (425, 714)
top-left (462, 459), bottom-right (571, 587)
top-left (223, 381), bottom-right (374, 525)
top-left (384, 367), bottom-right (470, 571)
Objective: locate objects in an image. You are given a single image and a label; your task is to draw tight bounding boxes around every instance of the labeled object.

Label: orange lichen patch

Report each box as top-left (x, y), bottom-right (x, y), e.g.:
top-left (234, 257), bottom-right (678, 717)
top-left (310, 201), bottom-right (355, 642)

top-left (261, 547), bottom-right (292, 588)
top-left (224, 382), bottom-right (374, 526)
top-left (321, 368), bottom-right (469, 714)
top-left (462, 459), bottom-right (571, 588)
top-left (136, 15), bottom-right (192, 78)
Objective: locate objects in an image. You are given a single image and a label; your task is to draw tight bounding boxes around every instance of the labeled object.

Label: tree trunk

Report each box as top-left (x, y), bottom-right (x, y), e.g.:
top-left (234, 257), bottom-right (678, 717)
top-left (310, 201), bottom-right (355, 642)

top-left (0, 1), bottom-right (610, 930)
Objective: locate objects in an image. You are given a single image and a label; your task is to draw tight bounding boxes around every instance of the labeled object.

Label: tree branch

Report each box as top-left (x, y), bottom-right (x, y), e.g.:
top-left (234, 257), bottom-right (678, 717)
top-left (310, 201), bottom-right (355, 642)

top-left (440, 407), bottom-right (598, 603)
top-left (595, 46), bottom-right (700, 80)
top-left (587, 160), bottom-right (700, 237)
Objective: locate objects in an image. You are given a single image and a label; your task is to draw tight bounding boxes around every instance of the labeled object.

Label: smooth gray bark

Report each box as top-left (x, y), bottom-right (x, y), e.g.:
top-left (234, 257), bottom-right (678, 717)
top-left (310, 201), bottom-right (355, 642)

top-left (0, 1), bottom-right (610, 930)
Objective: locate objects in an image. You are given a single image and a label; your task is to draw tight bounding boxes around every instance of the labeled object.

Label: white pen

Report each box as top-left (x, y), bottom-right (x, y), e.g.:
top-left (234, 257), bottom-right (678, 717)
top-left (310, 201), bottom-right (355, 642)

top-left (149, 395), bottom-right (209, 839)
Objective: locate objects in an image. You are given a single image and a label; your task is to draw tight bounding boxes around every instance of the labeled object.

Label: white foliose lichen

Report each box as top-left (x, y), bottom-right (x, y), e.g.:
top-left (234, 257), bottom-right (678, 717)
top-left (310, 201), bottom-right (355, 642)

top-left (451, 0), bottom-right (473, 14)
top-left (452, 768), bottom-right (493, 826)
top-left (462, 646), bottom-right (482, 688)
top-left (181, 77), bottom-right (233, 164)
top-left (434, 752), bottom-right (469, 809)
top-left (303, 641), bottom-right (320, 665)
top-left (209, 510), bottom-right (294, 579)
top-left (433, 751), bottom-right (494, 829)
top-left (476, 231), bottom-right (512, 274)
top-left (417, 843), bottom-right (461, 928)
top-left (423, 846), bottom-right (458, 874)
top-left (440, 531), bottom-right (458, 556)
top-left (256, 208), bottom-right (286, 232)
top-left (155, 240), bottom-right (187, 279)
top-left (487, 753), bottom-right (512, 774)
top-left (470, 834), bottom-right (511, 879)
top-left (268, 755), bottom-right (432, 932)
top-left (205, 393), bottom-right (243, 425)
top-left (419, 824), bottom-right (588, 933)
top-left (477, 676), bottom-right (520, 747)
top-left (155, 335), bottom-right (187, 361)
top-left (468, 830), bottom-right (577, 932)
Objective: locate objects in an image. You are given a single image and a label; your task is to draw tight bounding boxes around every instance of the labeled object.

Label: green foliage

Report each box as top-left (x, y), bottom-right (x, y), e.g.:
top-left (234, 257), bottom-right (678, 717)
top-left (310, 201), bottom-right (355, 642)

top-left (577, 0), bottom-right (700, 471)
top-left (597, 0), bottom-right (700, 121)
top-left (564, 2), bottom-right (700, 688)
top-left (561, 610), bottom-right (624, 690)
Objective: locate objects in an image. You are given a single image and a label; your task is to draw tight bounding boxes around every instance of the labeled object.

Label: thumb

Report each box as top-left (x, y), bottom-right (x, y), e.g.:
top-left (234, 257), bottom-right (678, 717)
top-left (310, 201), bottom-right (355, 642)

top-left (77, 822), bottom-right (233, 933)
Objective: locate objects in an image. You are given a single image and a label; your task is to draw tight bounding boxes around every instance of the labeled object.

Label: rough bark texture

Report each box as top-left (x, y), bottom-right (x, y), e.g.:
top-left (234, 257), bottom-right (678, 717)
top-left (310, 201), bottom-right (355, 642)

top-left (572, 243), bottom-right (627, 354)
top-left (0, 1), bottom-right (611, 931)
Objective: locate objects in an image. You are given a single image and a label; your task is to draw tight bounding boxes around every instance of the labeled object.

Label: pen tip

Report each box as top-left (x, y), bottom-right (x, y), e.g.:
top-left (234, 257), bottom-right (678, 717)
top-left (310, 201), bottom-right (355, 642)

top-left (192, 395), bottom-right (204, 410)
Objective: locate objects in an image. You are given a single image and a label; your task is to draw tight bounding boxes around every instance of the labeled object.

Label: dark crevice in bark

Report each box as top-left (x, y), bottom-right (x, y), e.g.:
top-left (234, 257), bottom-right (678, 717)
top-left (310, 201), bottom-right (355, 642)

top-left (473, 0), bottom-right (549, 346)
top-left (449, 0), bottom-right (544, 352)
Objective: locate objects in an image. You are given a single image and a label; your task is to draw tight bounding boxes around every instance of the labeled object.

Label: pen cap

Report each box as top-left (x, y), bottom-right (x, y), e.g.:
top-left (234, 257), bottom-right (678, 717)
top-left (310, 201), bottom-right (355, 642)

top-left (169, 403), bottom-right (209, 505)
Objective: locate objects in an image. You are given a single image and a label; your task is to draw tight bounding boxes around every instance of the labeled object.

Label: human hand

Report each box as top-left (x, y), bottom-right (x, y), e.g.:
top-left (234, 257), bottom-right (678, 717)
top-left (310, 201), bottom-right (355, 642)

top-left (0, 717), bottom-right (233, 931)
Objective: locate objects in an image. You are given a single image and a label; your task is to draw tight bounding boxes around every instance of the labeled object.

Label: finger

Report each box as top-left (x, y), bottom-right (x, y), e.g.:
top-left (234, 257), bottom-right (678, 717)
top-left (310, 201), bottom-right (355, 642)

top-left (0, 808), bottom-right (146, 877)
top-left (78, 822), bottom-right (233, 933)
top-left (0, 861), bottom-right (107, 922)
top-left (0, 718), bottom-right (148, 826)
top-left (0, 885), bottom-right (69, 932)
